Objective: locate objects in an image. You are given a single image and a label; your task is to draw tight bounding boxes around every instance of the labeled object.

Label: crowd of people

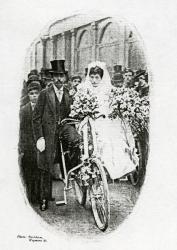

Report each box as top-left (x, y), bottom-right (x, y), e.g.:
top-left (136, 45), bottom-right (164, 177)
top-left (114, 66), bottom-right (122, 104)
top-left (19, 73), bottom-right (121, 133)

top-left (19, 59), bottom-right (149, 211)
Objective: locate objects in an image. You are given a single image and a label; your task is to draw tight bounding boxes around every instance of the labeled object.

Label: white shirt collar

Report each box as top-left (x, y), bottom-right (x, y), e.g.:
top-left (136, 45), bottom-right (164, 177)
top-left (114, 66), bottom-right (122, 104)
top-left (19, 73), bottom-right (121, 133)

top-left (53, 84), bottom-right (64, 102)
top-left (53, 84), bottom-right (63, 93)
top-left (30, 102), bottom-right (36, 111)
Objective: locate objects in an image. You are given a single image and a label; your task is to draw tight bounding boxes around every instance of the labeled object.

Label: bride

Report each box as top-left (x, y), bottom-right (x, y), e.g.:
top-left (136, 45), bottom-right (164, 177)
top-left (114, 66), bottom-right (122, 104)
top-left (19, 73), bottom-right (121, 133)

top-left (77, 61), bottom-right (138, 180)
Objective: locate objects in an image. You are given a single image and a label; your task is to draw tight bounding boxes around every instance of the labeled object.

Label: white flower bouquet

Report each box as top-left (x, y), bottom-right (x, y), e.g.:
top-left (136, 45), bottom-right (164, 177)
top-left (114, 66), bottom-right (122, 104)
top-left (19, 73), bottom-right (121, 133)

top-left (109, 86), bottom-right (149, 135)
top-left (70, 88), bottom-right (100, 120)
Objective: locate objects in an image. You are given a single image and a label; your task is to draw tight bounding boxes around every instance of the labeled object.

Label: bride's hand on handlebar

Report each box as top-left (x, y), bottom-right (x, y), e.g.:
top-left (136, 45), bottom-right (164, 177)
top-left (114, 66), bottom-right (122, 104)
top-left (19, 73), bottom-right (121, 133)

top-left (95, 114), bottom-right (106, 119)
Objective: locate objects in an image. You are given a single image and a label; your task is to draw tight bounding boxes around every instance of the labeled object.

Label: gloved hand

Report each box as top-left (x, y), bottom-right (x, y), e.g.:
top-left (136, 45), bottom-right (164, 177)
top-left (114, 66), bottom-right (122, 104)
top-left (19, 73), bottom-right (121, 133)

top-left (36, 137), bottom-right (45, 152)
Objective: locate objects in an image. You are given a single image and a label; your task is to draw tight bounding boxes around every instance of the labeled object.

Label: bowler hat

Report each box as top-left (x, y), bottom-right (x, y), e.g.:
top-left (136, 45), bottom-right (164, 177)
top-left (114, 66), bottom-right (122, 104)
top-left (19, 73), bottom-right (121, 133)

top-left (27, 69), bottom-right (39, 78)
top-left (27, 75), bottom-right (40, 86)
top-left (71, 75), bottom-right (82, 82)
top-left (40, 68), bottom-right (52, 79)
top-left (134, 69), bottom-right (146, 81)
top-left (123, 68), bottom-right (134, 75)
top-left (27, 81), bottom-right (41, 92)
top-left (50, 60), bottom-right (67, 74)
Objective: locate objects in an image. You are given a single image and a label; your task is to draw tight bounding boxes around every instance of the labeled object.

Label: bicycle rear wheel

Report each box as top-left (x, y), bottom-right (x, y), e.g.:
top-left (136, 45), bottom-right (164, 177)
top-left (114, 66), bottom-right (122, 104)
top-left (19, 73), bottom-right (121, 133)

top-left (128, 138), bottom-right (144, 187)
top-left (89, 158), bottom-right (110, 231)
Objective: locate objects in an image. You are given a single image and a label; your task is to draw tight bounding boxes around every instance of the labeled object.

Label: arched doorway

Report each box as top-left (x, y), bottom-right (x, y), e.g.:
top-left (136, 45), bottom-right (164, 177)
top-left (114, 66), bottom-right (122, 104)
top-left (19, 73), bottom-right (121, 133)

top-left (98, 22), bottom-right (120, 76)
top-left (128, 37), bottom-right (146, 70)
top-left (76, 30), bottom-right (92, 75)
top-left (45, 39), bottom-right (53, 68)
top-left (35, 41), bottom-right (43, 71)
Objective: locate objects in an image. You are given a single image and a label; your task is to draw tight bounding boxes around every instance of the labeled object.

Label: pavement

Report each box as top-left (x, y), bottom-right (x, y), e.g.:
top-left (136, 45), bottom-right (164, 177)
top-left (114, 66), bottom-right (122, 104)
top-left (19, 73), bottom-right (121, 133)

top-left (33, 180), bottom-right (140, 238)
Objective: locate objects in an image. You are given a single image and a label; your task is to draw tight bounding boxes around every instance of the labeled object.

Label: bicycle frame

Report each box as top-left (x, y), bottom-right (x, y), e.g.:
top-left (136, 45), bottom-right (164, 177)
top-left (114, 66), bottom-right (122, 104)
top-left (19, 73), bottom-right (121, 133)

top-left (57, 116), bottom-right (100, 205)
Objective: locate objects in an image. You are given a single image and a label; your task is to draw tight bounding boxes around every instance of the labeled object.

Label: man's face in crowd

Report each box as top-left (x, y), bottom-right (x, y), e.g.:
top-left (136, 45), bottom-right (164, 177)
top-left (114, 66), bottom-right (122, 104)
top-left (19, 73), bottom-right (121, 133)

top-left (123, 71), bottom-right (133, 84)
top-left (45, 79), bottom-right (52, 88)
top-left (72, 78), bottom-right (81, 88)
top-left (28, 89), bottom-right (40, 104)
top-left (138, 75), bottom-right (145, 84)
top-left (114, 81), bottom-right (123, 88)
top-left (53, 73), bottom-right (66, 89)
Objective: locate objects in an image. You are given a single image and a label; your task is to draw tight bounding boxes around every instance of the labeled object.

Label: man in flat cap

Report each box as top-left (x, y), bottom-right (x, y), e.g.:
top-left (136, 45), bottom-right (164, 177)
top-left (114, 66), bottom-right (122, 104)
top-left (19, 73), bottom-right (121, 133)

top-left (33, 60), bottom-right (80, 211)
top-left (19, 81), bottom-right (41, 204)
top-left (20, 72), bottom-right (41, 108)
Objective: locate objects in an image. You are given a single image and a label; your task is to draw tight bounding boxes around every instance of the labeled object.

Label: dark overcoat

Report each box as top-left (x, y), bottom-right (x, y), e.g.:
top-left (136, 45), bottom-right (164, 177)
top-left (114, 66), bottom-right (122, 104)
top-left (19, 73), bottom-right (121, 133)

top-left (19, 102), bottom-right (39, 202)
top-left (19, 102), bottom-right (36, 154)
top-left (32, 85), bottom-right (71, 174)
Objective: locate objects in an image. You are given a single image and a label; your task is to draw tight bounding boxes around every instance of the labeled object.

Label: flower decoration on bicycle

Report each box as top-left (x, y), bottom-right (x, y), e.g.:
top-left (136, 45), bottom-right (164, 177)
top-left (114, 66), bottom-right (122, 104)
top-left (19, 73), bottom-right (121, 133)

top-left (70, 88), bottom-right (100, 120)
top-left (109, 86), bottom-right (149, 136)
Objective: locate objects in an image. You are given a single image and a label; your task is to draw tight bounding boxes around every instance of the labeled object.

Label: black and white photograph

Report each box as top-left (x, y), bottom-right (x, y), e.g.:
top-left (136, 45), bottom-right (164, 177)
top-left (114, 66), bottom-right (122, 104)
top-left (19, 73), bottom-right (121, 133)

top-left (19, 12), bottom-right (149, 236)
top-left (1, 0), bottom-right (177, 249)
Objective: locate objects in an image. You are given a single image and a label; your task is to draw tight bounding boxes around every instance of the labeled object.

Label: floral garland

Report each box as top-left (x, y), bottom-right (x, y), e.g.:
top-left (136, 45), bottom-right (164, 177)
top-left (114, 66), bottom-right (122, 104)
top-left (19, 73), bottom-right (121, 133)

top-left (70, 87), bottom-right (100, 120)
top-left (109, 86), bottom-right (149, 135)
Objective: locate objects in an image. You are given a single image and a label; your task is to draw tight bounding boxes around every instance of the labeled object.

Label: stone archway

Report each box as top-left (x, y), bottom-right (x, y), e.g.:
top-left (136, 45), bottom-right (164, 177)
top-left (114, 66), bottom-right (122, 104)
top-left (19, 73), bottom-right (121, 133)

top-left (76, 30), bottom-right (92, 75)
top-left (98, 22), bottom-right (120, 75)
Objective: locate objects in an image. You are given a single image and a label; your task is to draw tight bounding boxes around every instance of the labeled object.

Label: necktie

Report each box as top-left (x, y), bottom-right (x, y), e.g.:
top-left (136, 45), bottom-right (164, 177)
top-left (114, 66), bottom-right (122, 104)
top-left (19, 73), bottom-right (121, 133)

top-left (58, 90), bottom-right (63, 102)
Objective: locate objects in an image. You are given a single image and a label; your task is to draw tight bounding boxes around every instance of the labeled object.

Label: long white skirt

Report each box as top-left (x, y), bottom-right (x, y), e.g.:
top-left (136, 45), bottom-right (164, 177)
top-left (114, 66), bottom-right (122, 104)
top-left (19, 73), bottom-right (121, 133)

top-left (95, 117), bottom-right (138, 179)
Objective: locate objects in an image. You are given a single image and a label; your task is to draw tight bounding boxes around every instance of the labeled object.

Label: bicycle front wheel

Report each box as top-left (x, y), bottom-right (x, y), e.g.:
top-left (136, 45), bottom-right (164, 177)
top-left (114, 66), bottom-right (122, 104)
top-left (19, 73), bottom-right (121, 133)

top-left (89, 159), bottom-right (110, 231)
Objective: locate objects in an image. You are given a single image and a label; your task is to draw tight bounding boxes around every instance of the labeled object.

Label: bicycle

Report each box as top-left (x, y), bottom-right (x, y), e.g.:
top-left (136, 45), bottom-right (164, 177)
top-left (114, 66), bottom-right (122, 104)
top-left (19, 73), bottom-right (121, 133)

top-left (56, 115), bottom-right (110, 231)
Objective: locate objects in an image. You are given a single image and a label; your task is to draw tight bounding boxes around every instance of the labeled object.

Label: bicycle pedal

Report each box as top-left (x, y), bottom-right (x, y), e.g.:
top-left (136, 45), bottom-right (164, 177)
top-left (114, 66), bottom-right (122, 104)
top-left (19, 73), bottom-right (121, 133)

top-left (63, 151), bottom-right (70, 155)
top-left (64, 186), bottom-right (72, 191)
top-left (55, 200), bottom-right (67, 206)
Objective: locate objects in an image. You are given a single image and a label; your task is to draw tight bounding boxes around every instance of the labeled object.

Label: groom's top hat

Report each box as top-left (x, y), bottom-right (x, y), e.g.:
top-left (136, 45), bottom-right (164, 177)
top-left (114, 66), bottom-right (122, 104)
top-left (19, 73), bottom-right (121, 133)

top-left (50, 60), bottom-right (67, 74)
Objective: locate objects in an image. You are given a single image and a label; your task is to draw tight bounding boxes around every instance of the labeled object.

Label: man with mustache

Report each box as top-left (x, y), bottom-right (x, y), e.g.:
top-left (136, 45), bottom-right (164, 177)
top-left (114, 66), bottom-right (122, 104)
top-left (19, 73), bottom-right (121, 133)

top-left (33, 60), bottom-right (80, 211)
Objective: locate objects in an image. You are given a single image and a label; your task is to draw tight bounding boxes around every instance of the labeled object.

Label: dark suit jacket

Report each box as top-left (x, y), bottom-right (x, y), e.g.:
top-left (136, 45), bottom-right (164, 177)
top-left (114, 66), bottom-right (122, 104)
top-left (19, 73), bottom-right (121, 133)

top-left (19, 102), bottom-right (36, 154)
top-left (32, 85), bottom-right (71, 173)
top-left (20, 95), bottom-right (30, 108)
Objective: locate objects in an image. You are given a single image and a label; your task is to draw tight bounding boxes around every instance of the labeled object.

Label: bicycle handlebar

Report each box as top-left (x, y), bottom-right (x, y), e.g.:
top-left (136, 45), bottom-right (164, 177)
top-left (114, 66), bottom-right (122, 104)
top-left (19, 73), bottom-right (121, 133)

top-left (59, 118), bottom-right (80, 126)
top-left (59, 114), bottom-right (106, 126)
top-left (95, 114), bottom-right (106, 119)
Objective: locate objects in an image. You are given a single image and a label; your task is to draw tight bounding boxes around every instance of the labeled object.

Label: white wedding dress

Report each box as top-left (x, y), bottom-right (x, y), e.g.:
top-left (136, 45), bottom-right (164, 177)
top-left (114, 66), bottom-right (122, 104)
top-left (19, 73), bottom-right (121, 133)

top-left (81, 62), bottom-right (138, 179)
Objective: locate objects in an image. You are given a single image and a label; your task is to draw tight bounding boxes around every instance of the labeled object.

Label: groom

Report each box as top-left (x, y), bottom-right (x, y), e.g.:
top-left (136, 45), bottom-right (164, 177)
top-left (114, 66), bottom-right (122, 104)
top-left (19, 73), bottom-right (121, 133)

top-left (33, 60), bottom-right (80, 211)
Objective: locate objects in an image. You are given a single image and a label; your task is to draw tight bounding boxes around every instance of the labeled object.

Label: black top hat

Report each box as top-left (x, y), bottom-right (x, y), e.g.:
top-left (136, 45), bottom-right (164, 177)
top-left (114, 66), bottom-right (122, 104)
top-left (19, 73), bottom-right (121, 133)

top-left (113, 65), bottom-right (122, 73)
top-left (112, 72), bottom-right (124, 82)
top-left (50, 60), bottom-right (67, 74)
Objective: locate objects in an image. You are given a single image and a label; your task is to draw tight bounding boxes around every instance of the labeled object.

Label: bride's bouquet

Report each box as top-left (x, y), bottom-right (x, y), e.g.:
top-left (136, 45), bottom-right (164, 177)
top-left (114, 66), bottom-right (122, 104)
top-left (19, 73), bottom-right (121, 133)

top-left (70, 87), bottom-right (100, 120)
top-left (109, 86), bottom-right (149, 135)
